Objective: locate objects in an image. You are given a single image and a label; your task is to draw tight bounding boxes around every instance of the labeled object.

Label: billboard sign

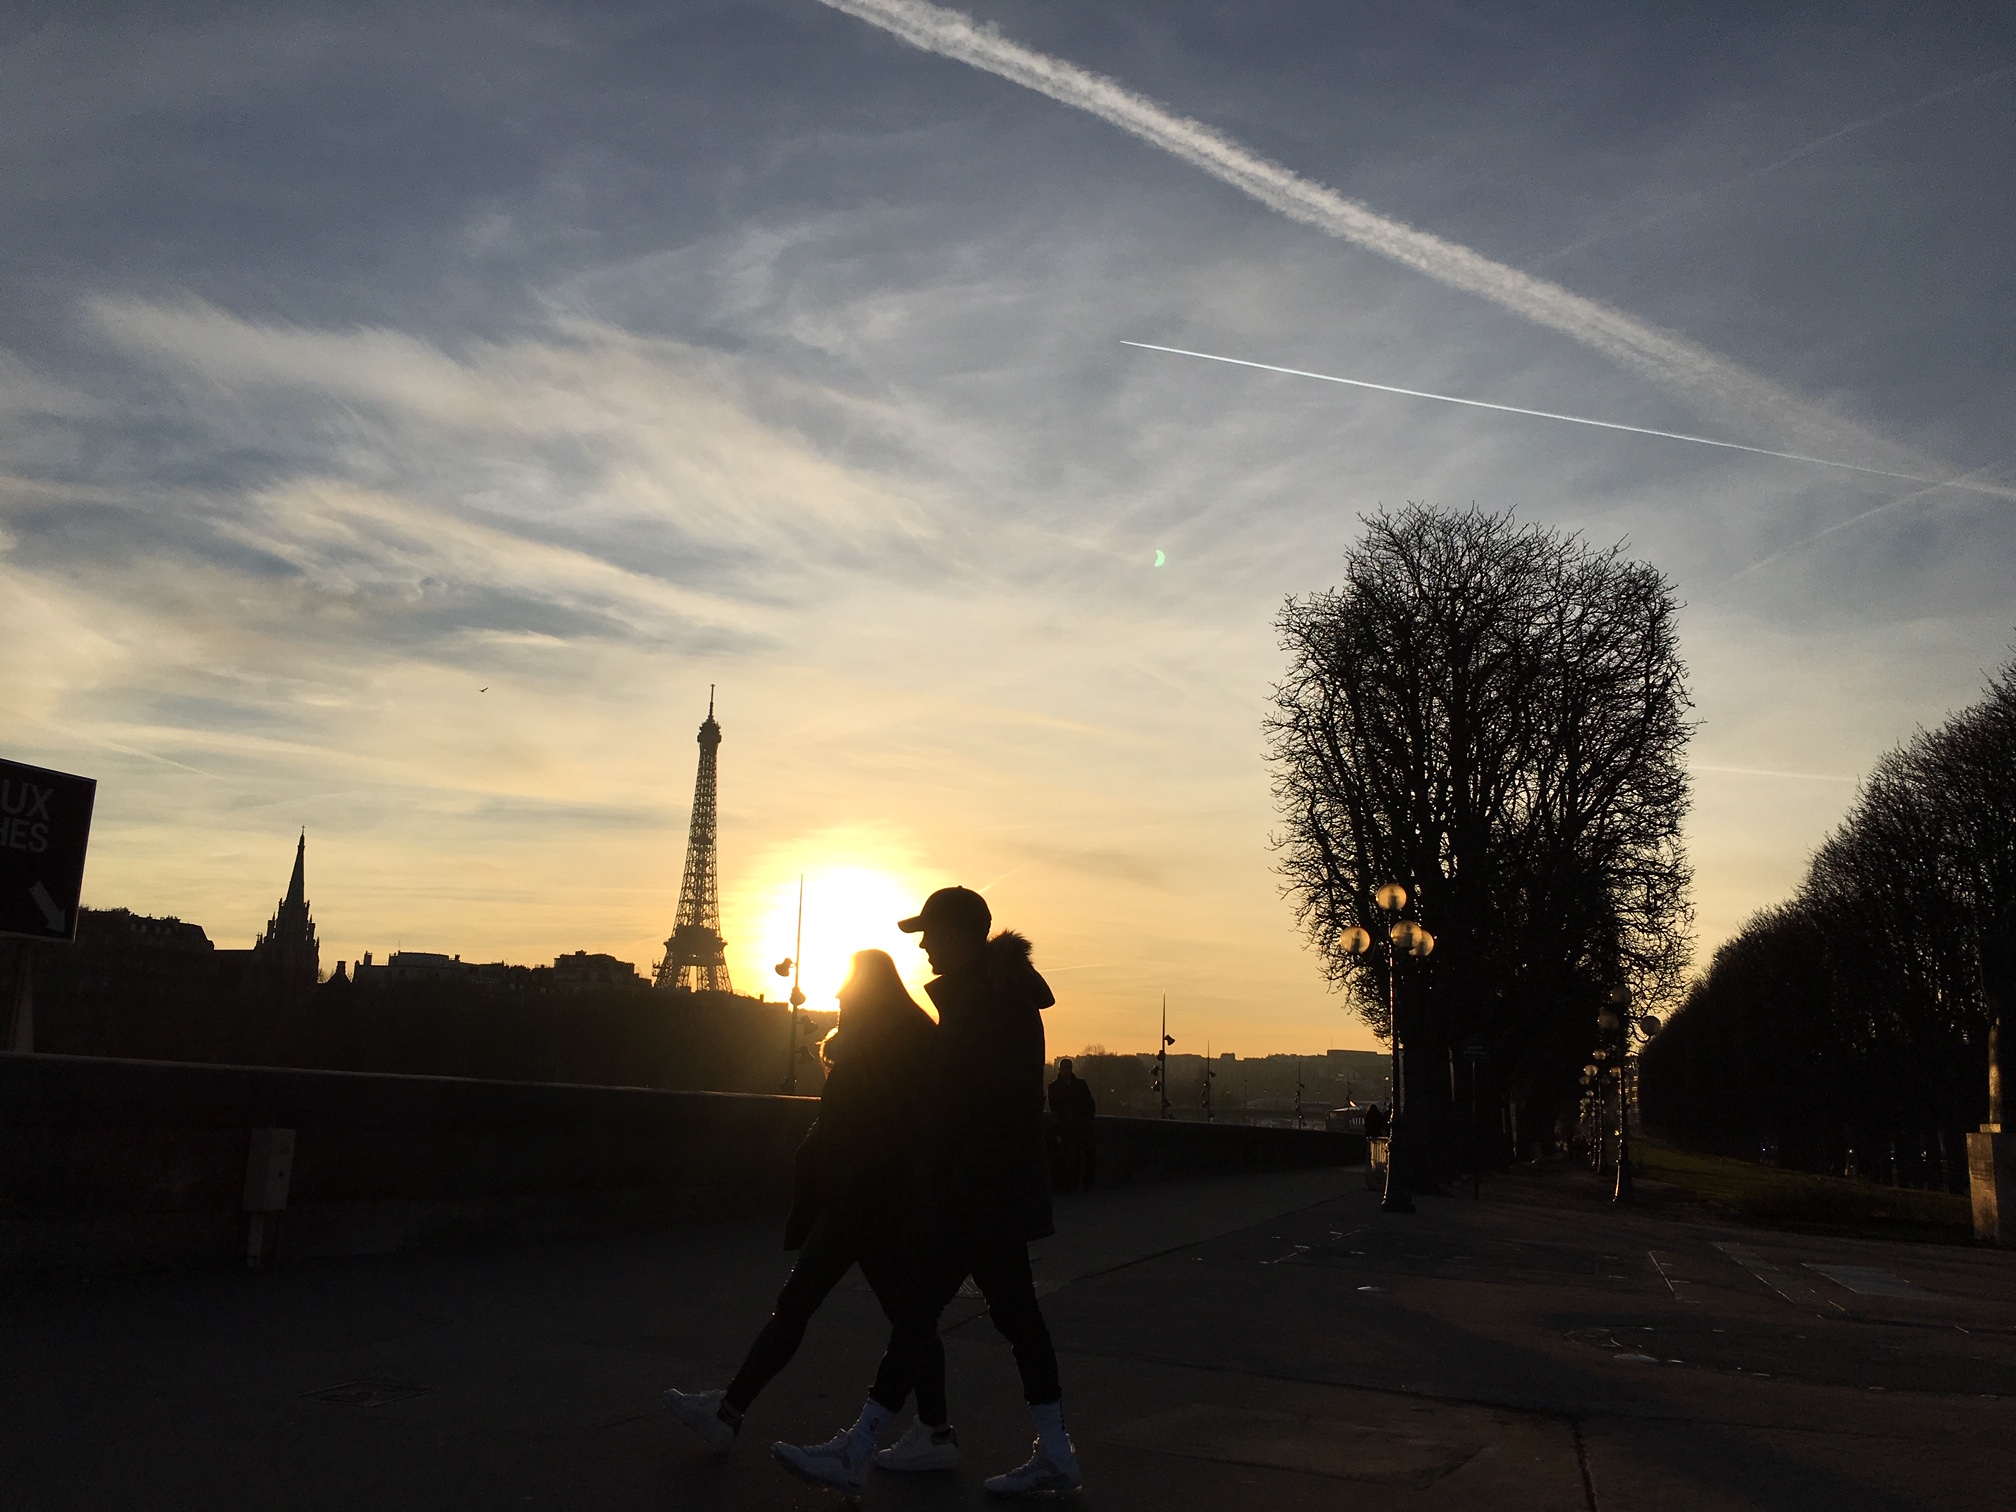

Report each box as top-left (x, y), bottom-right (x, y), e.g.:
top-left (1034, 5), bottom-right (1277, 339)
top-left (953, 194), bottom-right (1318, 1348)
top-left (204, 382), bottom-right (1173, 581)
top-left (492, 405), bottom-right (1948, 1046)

top-left (0, 758), bottom-right (96, 943)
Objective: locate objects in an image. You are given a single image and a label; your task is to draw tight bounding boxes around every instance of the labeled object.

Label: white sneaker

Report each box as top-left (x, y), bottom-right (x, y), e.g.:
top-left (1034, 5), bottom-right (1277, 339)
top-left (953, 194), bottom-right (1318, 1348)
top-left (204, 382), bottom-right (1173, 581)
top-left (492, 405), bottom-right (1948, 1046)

top-left (663, 1386), bottom-right (738, 1453)
top-left (773, 1431), bottom-right (872, 1495)
top-left (983, 1440), bottom-right (1083, 1495)
top-left (874, 1419), bottom-right (960, 1472)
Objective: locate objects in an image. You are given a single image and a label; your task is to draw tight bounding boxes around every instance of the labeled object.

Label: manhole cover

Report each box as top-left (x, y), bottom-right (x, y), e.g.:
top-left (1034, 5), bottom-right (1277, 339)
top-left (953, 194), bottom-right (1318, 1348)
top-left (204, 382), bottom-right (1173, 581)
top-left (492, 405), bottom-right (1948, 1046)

top-left (304, 1381), bottom-right (431, 1407)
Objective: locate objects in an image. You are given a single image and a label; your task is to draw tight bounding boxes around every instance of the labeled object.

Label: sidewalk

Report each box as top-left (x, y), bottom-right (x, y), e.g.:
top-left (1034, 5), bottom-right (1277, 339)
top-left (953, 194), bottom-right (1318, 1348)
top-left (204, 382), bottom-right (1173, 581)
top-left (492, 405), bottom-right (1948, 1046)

top-left (2, 1163), bottom-right (2010, 1509)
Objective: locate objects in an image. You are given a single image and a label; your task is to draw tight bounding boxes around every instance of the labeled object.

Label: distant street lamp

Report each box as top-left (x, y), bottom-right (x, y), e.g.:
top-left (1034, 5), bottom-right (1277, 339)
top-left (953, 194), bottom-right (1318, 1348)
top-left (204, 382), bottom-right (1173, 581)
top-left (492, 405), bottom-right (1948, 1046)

top-left (1341, 883), bottom-right (1435, 1214)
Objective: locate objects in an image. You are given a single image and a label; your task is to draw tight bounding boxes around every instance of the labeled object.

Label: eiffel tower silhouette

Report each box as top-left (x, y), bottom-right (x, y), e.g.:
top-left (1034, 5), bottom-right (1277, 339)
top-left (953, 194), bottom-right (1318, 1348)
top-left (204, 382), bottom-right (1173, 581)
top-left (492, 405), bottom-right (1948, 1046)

top-left (654, 690), bottom-right (733, 993)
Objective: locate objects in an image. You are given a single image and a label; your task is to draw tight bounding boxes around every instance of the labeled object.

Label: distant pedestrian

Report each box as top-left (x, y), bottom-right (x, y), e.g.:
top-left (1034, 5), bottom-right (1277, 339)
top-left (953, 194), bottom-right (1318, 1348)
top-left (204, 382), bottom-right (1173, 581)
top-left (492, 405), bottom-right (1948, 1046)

top-left (663, 950), bottom-right (951, 1459)
top-left (1048, 1057), bottom-right (1098, 1191)
top-left (1363, 1101), bottom-right (1389, 1141)
top-left (774, 886), bottom-right (1082, 1496)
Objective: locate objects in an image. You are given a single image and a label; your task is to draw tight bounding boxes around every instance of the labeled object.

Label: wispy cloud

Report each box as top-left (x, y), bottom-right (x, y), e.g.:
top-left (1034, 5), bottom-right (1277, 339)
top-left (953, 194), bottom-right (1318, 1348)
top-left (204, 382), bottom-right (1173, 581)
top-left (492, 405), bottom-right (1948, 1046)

top-left (816, 0), bottom-right (1933, 472)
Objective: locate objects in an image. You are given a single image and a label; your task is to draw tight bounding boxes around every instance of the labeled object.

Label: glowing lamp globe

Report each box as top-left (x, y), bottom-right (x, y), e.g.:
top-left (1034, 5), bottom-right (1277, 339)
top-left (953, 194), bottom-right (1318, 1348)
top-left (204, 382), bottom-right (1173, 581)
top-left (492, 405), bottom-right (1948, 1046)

top-left (1411, 929), bottom-right (1436, 958)
top-left (1375, 882), bottom-right (1408, 912)
top-left (1389, 920), bottom-right (1421, 950)
top-left (1338, 926), bottom-right (1373, 955)
top-left (1598, 1008), bottom-right (1622, 1033)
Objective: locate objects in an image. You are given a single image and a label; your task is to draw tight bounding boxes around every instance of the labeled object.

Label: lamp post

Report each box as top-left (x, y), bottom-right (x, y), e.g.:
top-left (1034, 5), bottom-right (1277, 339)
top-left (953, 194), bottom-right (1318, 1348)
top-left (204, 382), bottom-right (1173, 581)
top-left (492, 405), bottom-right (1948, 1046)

top-left (1341, 883), bottom-right (1435, 1214)
top-left (776, 874), bottom-right (807, 1095)
top-left (1580, 1063), bottom-right (1600, 1167)
top-left (1154, 994), bottom-right (1174, 1120)
top-left (1600, 983), bottom-right (1633, 1201)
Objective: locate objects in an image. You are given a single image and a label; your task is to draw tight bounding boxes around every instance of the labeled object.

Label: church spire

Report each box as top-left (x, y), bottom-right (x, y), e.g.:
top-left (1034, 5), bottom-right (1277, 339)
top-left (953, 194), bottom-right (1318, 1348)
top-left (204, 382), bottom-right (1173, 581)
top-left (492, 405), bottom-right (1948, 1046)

top-left (252, 831), bottom-right (320, 998)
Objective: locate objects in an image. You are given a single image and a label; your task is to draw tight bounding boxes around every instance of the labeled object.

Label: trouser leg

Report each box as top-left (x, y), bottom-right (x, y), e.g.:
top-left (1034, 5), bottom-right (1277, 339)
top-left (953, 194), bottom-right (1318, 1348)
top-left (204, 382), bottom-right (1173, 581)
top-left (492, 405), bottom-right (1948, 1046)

top-left (970, 1234), bottom-right (1061, 1405)
top-left (867, 1248), bottom-right (965, 1417)
top-left (859, 1244), bottom-right (949, 1426)
top-left (723, 1220), bottom-right (856, 1413)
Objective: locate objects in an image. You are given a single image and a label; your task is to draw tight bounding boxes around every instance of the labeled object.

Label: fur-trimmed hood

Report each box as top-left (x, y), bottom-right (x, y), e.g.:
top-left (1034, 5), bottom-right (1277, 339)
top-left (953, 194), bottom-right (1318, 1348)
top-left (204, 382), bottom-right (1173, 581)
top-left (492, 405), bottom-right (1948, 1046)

top-left (982, 930), bottom-right (1054, 1011)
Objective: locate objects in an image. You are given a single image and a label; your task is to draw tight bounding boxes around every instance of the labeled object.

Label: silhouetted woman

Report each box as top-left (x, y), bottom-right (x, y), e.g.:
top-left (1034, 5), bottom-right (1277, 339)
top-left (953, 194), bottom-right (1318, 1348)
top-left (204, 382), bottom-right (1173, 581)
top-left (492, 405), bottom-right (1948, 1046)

top-left (664, 949), bottom-right (954, 1468)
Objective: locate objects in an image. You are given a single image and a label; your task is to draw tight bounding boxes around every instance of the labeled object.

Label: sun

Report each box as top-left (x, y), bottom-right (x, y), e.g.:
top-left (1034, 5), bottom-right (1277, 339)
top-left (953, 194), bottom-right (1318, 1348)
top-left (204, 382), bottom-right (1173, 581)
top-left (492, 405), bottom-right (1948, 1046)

top-left (746, 863), bottom-right (936, 1012)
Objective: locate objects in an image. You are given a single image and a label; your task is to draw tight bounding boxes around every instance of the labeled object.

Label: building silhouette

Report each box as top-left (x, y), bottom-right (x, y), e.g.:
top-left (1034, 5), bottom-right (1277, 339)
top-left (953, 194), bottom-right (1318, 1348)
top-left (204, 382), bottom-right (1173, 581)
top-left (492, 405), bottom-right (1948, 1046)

top-left (249, 831), bottom-right (319, 997)
top-left (654, 692), bottom-right (733, 993)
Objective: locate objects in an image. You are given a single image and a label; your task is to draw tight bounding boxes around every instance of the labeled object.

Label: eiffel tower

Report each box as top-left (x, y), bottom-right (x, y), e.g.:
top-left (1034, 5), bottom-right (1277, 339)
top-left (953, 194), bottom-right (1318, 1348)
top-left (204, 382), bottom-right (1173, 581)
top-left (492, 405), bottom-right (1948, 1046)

top-left (654, 690), bottom-right (733, 993)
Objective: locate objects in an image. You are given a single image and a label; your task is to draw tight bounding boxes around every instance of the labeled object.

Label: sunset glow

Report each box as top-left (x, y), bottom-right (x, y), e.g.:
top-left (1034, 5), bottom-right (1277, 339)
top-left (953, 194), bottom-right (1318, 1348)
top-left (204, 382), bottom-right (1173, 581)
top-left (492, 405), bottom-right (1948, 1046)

top-left (745, 858), bottom-right (937, 1012)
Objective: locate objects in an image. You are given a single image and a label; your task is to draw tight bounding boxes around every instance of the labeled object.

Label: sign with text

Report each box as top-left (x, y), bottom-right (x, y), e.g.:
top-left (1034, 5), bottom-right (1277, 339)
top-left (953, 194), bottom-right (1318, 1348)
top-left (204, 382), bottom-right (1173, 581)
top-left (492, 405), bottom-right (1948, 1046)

top-left (0, 758), bottom-right (96, 943)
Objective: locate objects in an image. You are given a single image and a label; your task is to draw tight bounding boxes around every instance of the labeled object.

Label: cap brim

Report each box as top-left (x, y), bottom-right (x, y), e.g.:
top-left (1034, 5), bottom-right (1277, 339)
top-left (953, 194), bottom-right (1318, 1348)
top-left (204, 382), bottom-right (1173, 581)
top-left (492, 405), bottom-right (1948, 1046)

top-left (897, 915), bottom-right (926, 933)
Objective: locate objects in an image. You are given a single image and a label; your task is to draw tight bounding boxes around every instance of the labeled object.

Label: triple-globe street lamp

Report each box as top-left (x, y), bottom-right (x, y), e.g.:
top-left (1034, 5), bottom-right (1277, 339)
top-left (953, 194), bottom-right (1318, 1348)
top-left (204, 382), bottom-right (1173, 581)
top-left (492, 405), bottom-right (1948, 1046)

top-left (1340, 883), bottom-right (1436, 1214)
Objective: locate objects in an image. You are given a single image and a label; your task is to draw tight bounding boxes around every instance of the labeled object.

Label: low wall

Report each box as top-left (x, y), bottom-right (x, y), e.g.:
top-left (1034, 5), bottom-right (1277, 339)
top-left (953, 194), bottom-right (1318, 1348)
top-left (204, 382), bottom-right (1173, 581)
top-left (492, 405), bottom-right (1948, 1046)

top-left (1086, 1115), bottom-right (1363, 1184)
top-left (1, 1054), bottom-right (1359, 1274)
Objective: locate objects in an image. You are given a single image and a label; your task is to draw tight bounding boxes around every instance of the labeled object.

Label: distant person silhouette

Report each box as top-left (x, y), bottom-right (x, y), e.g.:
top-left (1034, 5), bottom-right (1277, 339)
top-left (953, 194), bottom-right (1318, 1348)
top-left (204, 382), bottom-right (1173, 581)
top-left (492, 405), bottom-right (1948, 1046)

top-left (663, 950), bottom-right (951, 1458)
top-left (1048, 1057), bottom-right (1098, 1191)
top-left (1363, 1101), bottom-right (1389, 1140)
top-left (774, 886), bottom-right (1082, 1496)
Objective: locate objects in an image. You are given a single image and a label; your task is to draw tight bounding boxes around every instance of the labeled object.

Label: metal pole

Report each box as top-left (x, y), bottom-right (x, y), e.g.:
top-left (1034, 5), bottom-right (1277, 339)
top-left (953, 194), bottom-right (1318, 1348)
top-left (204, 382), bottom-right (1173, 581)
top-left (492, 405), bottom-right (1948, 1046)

top-left (1381, 924), bottom-right (1414, 1214)
top-left (1613, 1035), bottom-right (1634, 1202)
top-left (1471, 1058), bottom-right (1480, 1200)
top-left (1158, 995), bottom-right (1171, 1120)
top-left (782, 875), bottom-right (805, 1094)
top-left (6, 942), bottom-right (32, 1055)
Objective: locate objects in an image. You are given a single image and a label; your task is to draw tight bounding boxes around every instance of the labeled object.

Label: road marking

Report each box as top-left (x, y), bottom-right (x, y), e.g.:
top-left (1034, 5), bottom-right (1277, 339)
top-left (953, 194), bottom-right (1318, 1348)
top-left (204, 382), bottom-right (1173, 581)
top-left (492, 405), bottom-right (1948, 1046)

top-left (1714, 1242), bottom-right (1847, 1312)
top-left (1648, 1251), bottom-right (1700, 1303)
top-left (1806, 1264), bottom-right (1940, 1299)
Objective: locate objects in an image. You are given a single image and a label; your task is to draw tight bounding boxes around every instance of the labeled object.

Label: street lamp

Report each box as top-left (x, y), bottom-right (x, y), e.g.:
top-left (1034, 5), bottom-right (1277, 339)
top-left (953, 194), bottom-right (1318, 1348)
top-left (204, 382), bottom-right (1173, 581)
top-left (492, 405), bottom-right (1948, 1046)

top-left (1601, 983), bottom-right (1633, 1201)
top-left (778, 875), bottom-right (807, 1094)
top-left (1340, 884), bottom-right (1435, 1215)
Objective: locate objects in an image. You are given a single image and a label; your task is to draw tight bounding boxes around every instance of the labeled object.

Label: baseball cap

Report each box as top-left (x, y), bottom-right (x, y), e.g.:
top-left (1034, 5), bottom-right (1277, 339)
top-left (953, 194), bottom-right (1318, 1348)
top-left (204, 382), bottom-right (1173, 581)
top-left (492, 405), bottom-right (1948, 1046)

top-left (898, 886), bottom-right (992, 936)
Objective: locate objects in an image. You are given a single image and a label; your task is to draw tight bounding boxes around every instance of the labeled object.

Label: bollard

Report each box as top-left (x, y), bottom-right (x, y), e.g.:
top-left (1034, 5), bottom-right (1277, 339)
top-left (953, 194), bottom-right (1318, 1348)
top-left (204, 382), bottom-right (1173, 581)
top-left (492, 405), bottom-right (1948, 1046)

top-left (243, 1128), bottom-right (295, 1268)
top-left (1966, 1128), bottom-right (2014, 1245)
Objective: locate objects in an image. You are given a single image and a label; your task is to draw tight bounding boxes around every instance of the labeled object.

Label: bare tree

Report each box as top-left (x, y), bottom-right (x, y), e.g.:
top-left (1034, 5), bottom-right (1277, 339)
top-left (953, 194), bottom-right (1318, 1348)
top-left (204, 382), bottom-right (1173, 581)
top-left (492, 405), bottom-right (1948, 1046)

top-left (1269, 506), bottom-right (1693, 1173)
top-left (1642, 657), bottom-right (2016, 1185)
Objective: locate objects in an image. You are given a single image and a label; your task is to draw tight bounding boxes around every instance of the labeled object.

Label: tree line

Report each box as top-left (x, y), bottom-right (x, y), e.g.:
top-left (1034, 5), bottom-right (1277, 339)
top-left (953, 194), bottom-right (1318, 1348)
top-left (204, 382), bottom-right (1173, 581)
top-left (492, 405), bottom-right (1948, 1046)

top-left (1641, 658), bottom-right (2016, 1187)
top-left (1268, 505), bottom-right (1693, 1179)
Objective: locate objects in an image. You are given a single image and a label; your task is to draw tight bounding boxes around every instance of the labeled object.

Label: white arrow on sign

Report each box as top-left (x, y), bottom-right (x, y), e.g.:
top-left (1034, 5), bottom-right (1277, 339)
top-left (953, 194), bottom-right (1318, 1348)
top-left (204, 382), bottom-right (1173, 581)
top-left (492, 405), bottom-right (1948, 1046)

top-left (29, 881), bottom-right (64, 932)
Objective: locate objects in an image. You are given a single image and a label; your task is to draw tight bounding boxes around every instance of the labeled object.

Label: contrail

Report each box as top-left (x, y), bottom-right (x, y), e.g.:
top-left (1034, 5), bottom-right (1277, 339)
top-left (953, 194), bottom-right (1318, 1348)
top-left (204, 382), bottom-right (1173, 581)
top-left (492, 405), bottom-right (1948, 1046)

top-left (813, 0), bottom-right (1926, 472)
top-left (1122, 341), bottom-right (2015, 497)
top-left (1727, 455), bottom-right (2016, 581)
top-left (1541, 62), bottom-right (2015, 265)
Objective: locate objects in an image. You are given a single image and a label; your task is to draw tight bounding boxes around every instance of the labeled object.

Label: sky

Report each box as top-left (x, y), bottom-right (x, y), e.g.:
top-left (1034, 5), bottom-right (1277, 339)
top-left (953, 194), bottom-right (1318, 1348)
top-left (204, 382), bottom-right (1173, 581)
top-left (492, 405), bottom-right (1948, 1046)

top-left (2, 1), bottom-right (2011, 1056)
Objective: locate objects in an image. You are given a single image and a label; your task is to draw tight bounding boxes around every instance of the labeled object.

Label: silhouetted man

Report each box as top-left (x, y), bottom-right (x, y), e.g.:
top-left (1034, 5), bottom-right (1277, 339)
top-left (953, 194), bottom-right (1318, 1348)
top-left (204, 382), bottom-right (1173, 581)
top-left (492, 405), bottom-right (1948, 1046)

top-left (772, 885), bottom-right (1081, 1495)
top-left (1048, 1057), bottom-right (1098, 1191)
top-left (1363, 1100), bottom-right (1388, 1141)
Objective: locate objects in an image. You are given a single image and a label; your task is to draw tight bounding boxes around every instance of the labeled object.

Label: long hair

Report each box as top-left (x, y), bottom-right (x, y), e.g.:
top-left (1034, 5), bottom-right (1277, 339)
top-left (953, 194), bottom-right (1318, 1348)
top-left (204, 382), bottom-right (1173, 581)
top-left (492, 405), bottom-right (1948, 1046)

top-left (836, 949), bottom-right (935, 1057)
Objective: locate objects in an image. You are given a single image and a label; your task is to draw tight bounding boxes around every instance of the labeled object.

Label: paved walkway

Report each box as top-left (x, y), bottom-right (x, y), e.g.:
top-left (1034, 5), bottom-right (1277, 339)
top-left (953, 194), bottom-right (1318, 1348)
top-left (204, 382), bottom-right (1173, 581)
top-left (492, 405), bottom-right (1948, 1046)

top-left (3, 1165), bottom-right (2012, 1509)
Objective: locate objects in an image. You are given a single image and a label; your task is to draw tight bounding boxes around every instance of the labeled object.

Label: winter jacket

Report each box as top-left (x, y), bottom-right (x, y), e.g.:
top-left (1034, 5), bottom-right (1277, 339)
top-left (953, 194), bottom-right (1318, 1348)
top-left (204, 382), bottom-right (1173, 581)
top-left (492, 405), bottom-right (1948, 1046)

top-left (916, 931), bottom-right (1057, 1243)
top-left (783, 1009), bottom-right (935, 1247)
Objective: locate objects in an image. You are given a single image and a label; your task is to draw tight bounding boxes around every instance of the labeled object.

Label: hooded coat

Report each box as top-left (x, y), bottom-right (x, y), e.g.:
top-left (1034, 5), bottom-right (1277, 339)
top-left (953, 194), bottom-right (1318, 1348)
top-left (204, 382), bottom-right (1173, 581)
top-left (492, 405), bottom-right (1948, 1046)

top-left (915, 930), bottom-right (1057, 1243)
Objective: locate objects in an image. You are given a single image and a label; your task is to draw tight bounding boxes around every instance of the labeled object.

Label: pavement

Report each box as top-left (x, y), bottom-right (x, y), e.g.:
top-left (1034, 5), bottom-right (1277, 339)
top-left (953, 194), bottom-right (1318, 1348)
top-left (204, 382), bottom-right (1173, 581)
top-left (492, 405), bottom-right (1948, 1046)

top-left (3, 1163), bottom-right (2013, 1510)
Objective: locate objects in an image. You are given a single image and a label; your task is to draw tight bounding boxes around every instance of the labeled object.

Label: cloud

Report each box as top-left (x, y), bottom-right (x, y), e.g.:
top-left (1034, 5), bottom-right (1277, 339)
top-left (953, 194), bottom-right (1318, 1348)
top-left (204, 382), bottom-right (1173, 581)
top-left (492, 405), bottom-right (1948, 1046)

top-left (815, 0), bottom-right (1937, 474)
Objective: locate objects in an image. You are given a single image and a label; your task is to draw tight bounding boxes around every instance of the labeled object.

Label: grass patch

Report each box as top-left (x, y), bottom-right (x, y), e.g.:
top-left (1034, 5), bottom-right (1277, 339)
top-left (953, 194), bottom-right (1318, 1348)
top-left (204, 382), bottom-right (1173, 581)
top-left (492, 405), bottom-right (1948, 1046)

top-left (1634, 1137), bottom-right (1971, 1242)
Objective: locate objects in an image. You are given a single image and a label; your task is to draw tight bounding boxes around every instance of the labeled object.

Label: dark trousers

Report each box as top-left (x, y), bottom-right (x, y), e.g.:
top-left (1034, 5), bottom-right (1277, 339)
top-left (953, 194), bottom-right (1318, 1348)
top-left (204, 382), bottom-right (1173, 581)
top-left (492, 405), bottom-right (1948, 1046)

top-left (872, 1229), bottom-right (1061, 1411)
top-left (725, 1216), bottom-right (948, 1426)
top-left (1062, 1120), bottom-right (1096, 1190)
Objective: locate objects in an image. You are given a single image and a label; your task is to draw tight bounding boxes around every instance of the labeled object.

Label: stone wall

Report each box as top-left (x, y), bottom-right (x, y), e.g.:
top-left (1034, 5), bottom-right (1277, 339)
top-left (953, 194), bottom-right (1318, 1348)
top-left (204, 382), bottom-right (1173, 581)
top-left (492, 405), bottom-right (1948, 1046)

top-left (1, 1053), bottom-right (1358, 1273)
